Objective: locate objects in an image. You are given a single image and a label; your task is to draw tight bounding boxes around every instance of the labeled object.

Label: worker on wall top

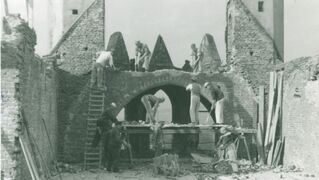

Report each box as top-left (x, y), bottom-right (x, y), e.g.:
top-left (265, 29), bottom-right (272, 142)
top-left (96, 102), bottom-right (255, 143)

top-left (190, 43), bottom-right (203, 73)
top-left (135, 41), bottom-right (152, 72)
top-left (90, 48), bottom-right (117, 91)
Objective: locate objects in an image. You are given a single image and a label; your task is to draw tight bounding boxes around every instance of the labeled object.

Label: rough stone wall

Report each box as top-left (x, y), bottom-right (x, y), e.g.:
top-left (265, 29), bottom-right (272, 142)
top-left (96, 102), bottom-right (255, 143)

top-left (1, 16), bottom-right (58, 179)
top-left (226, 0), bottom-right (282, 94)
top-left (49, 0), bottom-right (104, 162)
top-left (282, 56), bottom-right (319, 175)
top-left (51, 0), bottom-right (104, 75)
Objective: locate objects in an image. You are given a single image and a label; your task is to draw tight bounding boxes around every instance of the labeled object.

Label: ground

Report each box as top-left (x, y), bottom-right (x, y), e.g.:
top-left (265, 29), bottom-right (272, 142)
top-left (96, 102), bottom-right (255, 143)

top-left (51, 161), bottom-right (317, 180)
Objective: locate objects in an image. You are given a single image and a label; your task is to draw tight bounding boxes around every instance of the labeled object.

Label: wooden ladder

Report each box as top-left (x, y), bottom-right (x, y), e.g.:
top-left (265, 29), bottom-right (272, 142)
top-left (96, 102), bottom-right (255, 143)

top-left (84, 89), bottom-right (105, 169)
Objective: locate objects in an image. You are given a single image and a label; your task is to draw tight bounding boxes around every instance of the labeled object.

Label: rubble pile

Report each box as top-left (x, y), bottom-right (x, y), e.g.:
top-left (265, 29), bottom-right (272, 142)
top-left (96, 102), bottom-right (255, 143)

top-left (153, 153), bottom-right (182, 176)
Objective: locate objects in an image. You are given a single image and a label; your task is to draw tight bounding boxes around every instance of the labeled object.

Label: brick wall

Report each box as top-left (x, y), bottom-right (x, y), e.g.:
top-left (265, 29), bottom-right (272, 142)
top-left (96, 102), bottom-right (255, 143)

top-left (1, 15), bottom-right (58, 179)
top-left (226, 0), bottom-right (282, 94)
top-left (49, 0), bottom-right (104, 162)
top-left (282, 56), bottom-right (319, 175)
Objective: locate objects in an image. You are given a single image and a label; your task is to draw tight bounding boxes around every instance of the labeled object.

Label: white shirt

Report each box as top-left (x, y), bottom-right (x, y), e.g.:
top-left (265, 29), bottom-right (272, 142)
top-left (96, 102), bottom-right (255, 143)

top-left (186, 83), bottom-right (201, 96)
top-left (96, 51), bottom-right (114, 67)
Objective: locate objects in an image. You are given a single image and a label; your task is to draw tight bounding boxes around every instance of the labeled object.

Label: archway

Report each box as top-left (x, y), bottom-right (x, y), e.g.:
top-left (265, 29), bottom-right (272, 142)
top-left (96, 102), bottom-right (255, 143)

top-left (120, 83), bottom-right (212, 158)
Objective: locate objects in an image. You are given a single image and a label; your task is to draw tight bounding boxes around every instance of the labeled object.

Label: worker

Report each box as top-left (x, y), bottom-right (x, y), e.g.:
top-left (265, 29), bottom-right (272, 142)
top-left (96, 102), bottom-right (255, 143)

top-left (190, 44), bottom-right (198, 68)
top-left (135, 41), bottom-right (143, 71)
top-left (190, 43), bottom-right (203, 73)
top-left (216, 126), bottom-right (239, 172)
top-left (129, 58), bottom-right (135, 71)
top-left (186, 77), bottom-right (201, 124)
top-left (150, 121), bottom-right (165, 157)
top-left (92, 111), bottom-right (131, 172)
top-left (90, 48), bottom-right (117, 90)
top-left (182, 60), bottom-right (193, 72)
top-left (141, 94), bottom-right (165, 124)
top-left (135, 41), bottom-right (151, 72)
top-left (204, 82), bottom-right (225, 124)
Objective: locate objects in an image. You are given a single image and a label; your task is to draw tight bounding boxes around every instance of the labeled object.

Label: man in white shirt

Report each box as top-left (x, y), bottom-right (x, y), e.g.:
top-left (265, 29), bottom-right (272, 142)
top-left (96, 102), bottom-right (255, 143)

top-left (91, 48), bottom-right (116, 90)
top-left (186, 77), bottom-right (202, 124)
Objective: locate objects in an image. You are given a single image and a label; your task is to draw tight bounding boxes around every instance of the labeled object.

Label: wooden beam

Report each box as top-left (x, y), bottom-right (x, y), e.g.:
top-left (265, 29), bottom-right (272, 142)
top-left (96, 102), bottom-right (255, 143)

top-left (258, 86), bottom-right (265, 140)
top-left (19, 137), bottom-right (41, 180)
top-left (267, 71), bottom-right (283, 165)
top-left (271, 139), bottom-right (282, 166)
top-left (256, 123), bottom-right (265, 164)
top-left (265, 72), bottom-right (275, 149)
top-left (273, 137), bottom-right (285, 166)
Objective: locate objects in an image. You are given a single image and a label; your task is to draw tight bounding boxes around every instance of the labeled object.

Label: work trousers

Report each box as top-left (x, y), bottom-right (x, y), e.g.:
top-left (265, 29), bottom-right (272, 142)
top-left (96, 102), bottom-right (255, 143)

top-left (105, 142), bottom-right (121, 171)
top-left (102, 131), bottom-right (121, 171)
top-left (91, 63), bottom-right (105, 89)
top-left (189, 95), bottom-right (200, 124)
top-left (141, 96), bottom-right (157, 124)
top-left (215, 98), bottom-right (225, 124)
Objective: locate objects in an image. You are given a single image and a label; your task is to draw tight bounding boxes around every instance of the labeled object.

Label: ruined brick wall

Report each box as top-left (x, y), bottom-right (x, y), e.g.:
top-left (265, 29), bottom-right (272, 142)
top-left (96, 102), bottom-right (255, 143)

top-left (49, 0), bottom-right (104, 162)
top-left (282, 56), bottom-right (319, 175)
top-left (226, 0), bottom-right (282, 94)
top-left (1, 15), bottom-right (58, 179)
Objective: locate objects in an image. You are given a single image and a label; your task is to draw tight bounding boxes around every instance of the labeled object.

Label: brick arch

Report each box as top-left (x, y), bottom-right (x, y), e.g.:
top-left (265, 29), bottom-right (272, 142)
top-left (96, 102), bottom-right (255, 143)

top-left (104, 70), bottom-right (216, 116)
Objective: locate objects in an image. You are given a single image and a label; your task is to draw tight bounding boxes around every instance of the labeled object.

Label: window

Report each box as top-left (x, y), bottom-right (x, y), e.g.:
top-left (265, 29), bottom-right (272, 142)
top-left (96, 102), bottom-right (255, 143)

top-left (258, 1), bottom-right (264, 12)
top-left (72, 9), bottom-right (78, 15)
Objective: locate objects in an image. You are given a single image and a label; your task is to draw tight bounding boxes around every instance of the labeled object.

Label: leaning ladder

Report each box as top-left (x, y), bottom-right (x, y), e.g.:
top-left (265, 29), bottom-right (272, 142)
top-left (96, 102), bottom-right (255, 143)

top-left (84, 89), bottom-right (105, 169)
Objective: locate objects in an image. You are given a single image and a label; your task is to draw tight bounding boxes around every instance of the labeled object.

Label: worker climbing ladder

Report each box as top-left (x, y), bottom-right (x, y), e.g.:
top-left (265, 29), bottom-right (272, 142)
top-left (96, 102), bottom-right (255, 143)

top-left (84, 89), bottom-right (105, 169)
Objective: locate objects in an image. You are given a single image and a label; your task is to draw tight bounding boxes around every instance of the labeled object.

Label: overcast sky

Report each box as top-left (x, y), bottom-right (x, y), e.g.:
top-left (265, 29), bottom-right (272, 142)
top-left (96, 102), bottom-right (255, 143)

top-left (284, 0), bottom-right (319, 61)
top-left (105, 0), bottom-right (227, 67)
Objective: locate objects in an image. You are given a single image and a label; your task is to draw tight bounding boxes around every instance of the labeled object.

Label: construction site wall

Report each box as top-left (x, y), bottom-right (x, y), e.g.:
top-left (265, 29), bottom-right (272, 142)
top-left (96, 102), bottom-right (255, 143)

top-left (226, 0), bottom-right (281, 95)
top-left (1, 15), bottom-right (58, 179)
top-left (49, 0), bottom-right (105, 162)
top-left (282, 56), bottom-right (319, 175)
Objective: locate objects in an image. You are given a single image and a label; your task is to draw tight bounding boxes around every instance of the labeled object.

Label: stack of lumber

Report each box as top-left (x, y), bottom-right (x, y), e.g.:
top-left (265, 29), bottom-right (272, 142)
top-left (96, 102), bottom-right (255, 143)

top-left (256, 71), bottom-right (285, 166)
top-left (153, 153), bottom-right (181, 176)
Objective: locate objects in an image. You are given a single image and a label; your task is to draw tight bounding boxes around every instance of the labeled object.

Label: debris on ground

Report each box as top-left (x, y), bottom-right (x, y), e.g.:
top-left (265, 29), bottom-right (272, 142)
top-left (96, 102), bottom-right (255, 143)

top-left (195, 173), bottom-right (219, 180)
top-left (153, 153), bottom-right (183, 177)
top-left (56, 162), bottom-right (82, 173)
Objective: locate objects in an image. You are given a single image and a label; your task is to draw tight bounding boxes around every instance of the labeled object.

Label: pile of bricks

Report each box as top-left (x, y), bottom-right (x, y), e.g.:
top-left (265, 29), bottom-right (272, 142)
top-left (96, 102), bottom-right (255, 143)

top-left (153, 153), bottom-right (181, 176)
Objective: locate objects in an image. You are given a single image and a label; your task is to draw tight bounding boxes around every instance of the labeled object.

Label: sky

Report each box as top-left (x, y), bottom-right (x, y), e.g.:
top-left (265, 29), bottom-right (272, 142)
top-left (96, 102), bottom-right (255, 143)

top-left (105, 0), bottom-right (227, 67)
top-left (284, 0), bottom-right (319, 61)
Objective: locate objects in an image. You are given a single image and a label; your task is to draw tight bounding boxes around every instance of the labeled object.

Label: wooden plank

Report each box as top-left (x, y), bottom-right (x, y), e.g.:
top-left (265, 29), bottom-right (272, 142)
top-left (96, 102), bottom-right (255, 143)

top-left (271, 139), bottom-right (282, 166)
top-left (258, 85), bottom-right (265, 139)
top-left (256, 123), bottom-right (265, 164)
top-left (19, 137), bottom-right (41, 180)
top-left (265, 72), bottom-right (276, 149)
top-left (267, 71), bottom-right (283, 165)
top-left (273, 137), bottom-right (285, 166)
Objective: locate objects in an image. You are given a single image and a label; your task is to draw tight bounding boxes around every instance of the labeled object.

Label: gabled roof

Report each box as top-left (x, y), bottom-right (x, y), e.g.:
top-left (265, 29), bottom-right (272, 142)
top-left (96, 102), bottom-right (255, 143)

top-left (49, 0), bottom-right (100, 55)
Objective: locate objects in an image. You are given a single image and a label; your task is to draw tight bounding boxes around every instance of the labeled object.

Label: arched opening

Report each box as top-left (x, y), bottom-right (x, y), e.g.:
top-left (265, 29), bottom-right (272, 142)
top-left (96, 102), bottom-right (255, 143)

top-left (120, 84), bottom-right (213, 158)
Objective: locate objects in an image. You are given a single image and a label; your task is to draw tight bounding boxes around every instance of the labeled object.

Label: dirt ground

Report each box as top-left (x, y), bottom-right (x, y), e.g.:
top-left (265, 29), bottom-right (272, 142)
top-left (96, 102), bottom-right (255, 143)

top-left (51, 161), bottom-right (317, 180)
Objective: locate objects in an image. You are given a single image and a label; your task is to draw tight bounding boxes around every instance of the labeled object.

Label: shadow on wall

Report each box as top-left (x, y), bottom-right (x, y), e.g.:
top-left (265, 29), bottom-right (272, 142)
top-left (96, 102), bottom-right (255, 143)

top-left (57, 69), bottom-right (91, 162)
